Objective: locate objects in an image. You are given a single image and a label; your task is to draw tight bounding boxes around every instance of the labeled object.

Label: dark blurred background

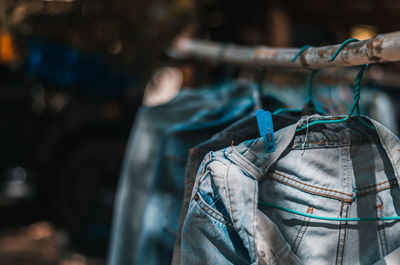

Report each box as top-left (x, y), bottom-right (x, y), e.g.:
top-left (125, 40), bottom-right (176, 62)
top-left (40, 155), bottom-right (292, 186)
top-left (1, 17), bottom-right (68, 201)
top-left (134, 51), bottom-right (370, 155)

top-left (0, 0), bottom-right (399, 264)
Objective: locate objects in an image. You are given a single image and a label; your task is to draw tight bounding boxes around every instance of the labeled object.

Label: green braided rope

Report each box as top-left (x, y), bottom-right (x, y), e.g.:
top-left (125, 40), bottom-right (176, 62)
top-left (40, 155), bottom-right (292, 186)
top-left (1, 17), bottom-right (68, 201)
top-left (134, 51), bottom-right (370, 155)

top-left (296, 65), bottom-right (374, 131)
top-left (274, 45), bottom-right (315, 115)
top-left (330, 38), bottom-right (360, 62)
top-left (297, 39), bottom-right (375, 131)
top-left (305, 70), bottom-right (318, 105)
top-left (291, 45), bottom-right (311, 63)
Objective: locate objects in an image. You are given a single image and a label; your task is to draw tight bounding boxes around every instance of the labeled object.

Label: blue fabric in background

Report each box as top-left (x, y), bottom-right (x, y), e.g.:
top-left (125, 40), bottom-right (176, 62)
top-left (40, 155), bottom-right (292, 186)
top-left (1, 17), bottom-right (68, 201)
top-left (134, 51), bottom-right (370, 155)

top-left (27, 38), bottom-right (135, 98)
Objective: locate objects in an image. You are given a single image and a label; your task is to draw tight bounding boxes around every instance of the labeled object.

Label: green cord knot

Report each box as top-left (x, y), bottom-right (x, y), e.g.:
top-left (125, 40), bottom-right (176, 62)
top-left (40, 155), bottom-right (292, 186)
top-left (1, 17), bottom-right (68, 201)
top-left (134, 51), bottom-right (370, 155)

top-left (291, 45), bottom-right (317, 107)
top-left (330, 39), bottom-right (374, 130)
top-left (348, 64), bottom-right (366, 117)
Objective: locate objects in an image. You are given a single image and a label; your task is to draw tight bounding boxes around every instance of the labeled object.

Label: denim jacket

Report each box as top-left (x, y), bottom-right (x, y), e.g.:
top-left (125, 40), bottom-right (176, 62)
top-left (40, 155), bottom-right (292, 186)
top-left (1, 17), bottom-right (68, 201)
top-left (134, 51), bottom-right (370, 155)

top-left (181, 115), bottom-right (400, 265)
top-left (172, 114), bottom-right (300, 265)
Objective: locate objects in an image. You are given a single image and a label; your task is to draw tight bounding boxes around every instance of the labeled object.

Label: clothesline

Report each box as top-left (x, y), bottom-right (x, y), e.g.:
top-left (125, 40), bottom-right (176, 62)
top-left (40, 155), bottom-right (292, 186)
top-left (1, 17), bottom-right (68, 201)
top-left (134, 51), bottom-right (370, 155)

top-left (168, 31), bottom-right (400, 70)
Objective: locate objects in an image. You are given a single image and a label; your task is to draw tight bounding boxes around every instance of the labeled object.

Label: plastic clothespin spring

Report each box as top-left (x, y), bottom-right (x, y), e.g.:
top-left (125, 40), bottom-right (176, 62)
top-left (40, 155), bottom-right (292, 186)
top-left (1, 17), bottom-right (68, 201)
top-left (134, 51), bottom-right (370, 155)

top-left (256, 109), bottom-right (276, 153)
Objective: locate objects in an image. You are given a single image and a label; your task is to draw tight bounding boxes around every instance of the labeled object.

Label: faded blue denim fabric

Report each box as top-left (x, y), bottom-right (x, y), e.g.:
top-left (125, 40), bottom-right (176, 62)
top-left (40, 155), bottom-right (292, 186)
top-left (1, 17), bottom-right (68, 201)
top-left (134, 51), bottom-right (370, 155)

top-left (373, 246), bottom-right (400, 265)
top-left (182, 115), bottom-right (400, 265)
top-left (171, 113), bottom-right (300, 265)
top-left (135, 82), bottom-right (264, 265)
top-left (108, 81), bottom-right (260, 265)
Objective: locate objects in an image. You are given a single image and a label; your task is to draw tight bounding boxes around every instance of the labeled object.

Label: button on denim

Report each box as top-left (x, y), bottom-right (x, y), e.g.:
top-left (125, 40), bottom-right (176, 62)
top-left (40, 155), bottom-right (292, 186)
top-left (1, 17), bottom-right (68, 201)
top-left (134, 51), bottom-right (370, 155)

top-left (182, 115), bottom-right (400, 265)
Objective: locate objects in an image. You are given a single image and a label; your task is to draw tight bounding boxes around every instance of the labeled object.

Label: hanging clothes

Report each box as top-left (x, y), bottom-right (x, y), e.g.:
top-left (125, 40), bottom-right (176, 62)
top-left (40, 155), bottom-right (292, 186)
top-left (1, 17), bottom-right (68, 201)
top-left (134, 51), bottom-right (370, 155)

top-left (264, 84), bottom-right (399, 135)
top-left (109, 80), bottom-right (266, 265)
top-left (136, 81), bottom-right (262, 265)
top-left (172, 112), bottom-right (304, 265)
top-left (181, 115), bottom-right (400, 264)
top-left (108, 87), bottom-right (227, 265)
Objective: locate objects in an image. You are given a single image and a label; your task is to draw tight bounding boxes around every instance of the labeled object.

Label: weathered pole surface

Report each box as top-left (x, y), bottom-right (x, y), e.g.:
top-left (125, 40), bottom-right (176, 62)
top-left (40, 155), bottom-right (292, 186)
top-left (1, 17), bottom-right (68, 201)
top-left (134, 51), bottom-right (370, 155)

top-left (168, 31), bottom-right (400, 69)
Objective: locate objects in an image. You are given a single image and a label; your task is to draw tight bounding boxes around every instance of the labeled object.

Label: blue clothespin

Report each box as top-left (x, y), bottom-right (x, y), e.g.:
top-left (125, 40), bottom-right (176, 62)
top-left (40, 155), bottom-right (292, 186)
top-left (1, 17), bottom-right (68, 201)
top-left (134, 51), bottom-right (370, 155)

top-left (256, 109), bottom-right (275, 153)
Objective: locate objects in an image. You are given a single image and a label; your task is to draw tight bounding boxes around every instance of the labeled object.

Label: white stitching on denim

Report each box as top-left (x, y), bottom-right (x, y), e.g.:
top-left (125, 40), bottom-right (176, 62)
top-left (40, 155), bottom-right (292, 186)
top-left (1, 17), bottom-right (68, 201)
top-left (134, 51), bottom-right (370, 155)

top-left (225, 164), bottom-right (236, 230)
top-left (195, 153), bottom-right (212, 186)
top-left (270, 171), bottom-right (354, 198)
top-left (231, 146), bottom-right (261, 174)
top-left (290, 141), bottom-right (376, 149)
top-left (228, 147), bottom-right (263, 180)
top-left (293, 208), bottom-right (312, 254)
top-left (335, 201), bottom-right (345, 265)
top-left (376, 202), bottom-right (388, 256)
top-left (251, 172), bottom-right (257, 263)
top-left (226, 149), bottom-right (259, 263)
top-left (243, 138), bottom-right (261, 156)
top-left (195, 191), bottom-right (232, 225)
top-left (340, 204), bottom-right (349, 265)
top-left (264, 243), bottom-right (291, 265)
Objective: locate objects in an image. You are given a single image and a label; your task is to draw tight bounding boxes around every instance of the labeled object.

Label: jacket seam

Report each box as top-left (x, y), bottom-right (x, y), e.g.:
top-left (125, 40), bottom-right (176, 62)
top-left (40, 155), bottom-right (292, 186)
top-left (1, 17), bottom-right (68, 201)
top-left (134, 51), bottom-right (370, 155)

top-left (271, 171), bottom-right (353, 197)
top-left (290, 141), bottom-right (375, 149)
top-left (335, 201), bottom-right (345, 265)
top-left (195, 191), bottom-right (233, 226)
top-left (357, 178), bottom-right (398, 191)
top-left (225, 156), bottom-right (258, 264)
top-left (340, 204), bottom-right (349, 265)
top-left (376, 202), bottom-right (388, 256)
top-left (243, 138), bottom-right (261, 156)
top-left (229, 147), bottom-right (263, 179)
top-left (251, 172), bottom-right (257, 263)
top-left (267, 172), bottom-right (353, 202)
top-left (195, 153), bottom-right (212, 188)
top-left (225, 164), bottom-right (235, 223)
top-left (224, 163), bottom-right (255, 265)
top-left (269, 171), bottom-right (399, 200)
top-left (293, 212), bottom-right (311, 254)
top-left (358, 184), bottom-right (399, 197)
top-left (265, 243), bottom-right (292, 265)
top-left (272, 176), bottom-right (352, 202)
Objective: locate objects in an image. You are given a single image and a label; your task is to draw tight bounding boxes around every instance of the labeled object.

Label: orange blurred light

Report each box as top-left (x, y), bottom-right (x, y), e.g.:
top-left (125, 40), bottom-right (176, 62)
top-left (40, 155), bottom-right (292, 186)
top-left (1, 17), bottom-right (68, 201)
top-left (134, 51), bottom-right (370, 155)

top-left (0, 31), bottom-right (18, 64)
top-left (350, 25), bottom-right (378, 40)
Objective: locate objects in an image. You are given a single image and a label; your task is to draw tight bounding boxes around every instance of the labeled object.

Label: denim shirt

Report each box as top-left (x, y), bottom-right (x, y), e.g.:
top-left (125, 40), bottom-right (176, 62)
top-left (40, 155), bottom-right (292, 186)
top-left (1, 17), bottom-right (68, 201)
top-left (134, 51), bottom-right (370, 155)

top-left (182, 115), bottom-right (400, 264)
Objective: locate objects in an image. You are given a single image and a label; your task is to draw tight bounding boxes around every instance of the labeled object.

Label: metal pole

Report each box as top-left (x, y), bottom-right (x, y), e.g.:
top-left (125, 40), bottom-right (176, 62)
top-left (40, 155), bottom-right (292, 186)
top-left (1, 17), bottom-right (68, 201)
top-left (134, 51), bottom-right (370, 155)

top-left (168, 31), bottom-right (400, 69)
